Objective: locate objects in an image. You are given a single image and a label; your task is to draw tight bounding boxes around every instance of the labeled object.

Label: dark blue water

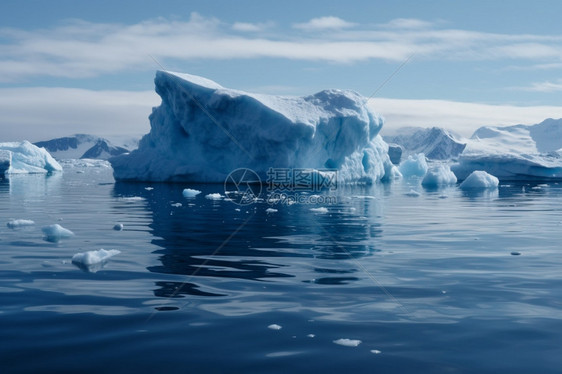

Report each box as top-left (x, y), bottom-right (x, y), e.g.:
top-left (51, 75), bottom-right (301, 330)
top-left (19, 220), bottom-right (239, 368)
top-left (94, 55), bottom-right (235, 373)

top-left (1, 160), bottom-right (561, 373)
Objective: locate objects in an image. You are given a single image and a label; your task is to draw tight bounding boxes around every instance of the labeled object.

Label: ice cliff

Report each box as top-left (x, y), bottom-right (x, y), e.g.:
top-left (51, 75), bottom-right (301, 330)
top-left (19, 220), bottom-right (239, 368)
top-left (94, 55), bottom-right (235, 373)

top-left (111, 71), bottom-right (396, 183)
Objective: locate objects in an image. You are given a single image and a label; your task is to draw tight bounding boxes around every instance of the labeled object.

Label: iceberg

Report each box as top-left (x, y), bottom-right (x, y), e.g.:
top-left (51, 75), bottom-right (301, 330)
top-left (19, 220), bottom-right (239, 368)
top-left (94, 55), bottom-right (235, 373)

top-left (110, 71), bottom-right (396, 183)
top-left (384, 127), bottom-right (466, 160)
top-left (452, 119), bottom-right (562, 181)
top-left (421, 164), bottom-right (457, 187)
top-left (398, 153), bottom-right (428, 178)
top-left (459, 170), bottom-right (499, 190)
top-left (0, 141), bottom-right (62, 175)
top-left (42, 224), bottom-right (74, 242)
top-left (182, 188), bottom-right (201, 198)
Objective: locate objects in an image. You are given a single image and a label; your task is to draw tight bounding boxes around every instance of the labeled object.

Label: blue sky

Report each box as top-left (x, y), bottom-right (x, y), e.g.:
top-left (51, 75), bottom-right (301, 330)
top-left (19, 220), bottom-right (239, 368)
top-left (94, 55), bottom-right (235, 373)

top-left (1, 0), bottom-right (562, 141)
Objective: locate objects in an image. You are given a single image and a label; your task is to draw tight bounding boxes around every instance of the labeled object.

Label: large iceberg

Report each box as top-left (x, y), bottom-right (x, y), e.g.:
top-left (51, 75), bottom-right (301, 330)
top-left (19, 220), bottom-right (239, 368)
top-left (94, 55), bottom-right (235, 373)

top-left (452, 119), bottom-right (562, 181)
top-left (111, 71), bottom-right (396, 183)
top-left (0, 141), bottom-right (62, 175)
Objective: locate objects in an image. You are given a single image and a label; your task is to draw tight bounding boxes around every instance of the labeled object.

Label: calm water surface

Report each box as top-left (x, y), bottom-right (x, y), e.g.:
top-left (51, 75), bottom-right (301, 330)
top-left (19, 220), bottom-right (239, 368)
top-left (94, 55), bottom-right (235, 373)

top-left (1, 160), bottom-right (561, 373)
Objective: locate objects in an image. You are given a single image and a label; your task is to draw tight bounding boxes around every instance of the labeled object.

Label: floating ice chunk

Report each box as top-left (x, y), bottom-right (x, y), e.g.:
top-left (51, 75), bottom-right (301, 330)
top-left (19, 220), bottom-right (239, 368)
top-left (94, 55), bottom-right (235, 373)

top-left (113, 223), bottom-right (124, 231)
top-left (371, 349), bottom-right (382, 354)
top-left (72, 249), bottom-right (121, 272)
top-left (333, 338), bottom-right (362, 347)
top-left (121, 196), bottom-right (144, 201)
top-left (265, 208), bottom-right (278, 213)
top-left (405, 189), bottom-right (421, 197)
top-left (399, 153), bottom-right (428, 178)
top-left (307, 334), bottom-right (315, 338)
top-left (205, 193), bottom-right (223, 200)
top-left (268, 324), bottom-right (282, 330)
top-left (145, 187), bottom-right (154, 191)
top-left (42, 224), bottom-right (74, 242)
top-left (171, 203), bottom-right (182, 207)
top-left (0, 141), bottom-right (62, 174)
top-left (459, 170), bottom-right (499, 190)
top-left (421, 164), bottom-right (457, 187)
top-left (7, 219), bottom-right (35, 228)
top-left (310, 207), bottom-right (328, 213)
top-left (110, 70), bottom-right (395, 183)
top-left (182, 188), bottom-right (202, 198)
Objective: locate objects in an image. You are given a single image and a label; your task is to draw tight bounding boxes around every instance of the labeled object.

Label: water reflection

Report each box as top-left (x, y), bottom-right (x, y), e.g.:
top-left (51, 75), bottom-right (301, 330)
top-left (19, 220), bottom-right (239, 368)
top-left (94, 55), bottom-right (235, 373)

top-left (113, 182), bottom-right (384, 298)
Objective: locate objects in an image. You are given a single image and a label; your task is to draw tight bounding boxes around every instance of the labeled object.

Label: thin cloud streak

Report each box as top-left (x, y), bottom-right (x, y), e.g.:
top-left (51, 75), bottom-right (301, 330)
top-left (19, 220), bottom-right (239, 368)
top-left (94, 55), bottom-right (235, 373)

top-left (1, 13), bottom-right (562, 80)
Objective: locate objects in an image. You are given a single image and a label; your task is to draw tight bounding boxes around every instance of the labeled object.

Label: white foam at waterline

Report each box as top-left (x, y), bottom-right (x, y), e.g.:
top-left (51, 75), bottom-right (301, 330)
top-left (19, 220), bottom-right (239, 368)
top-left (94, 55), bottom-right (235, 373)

top-left (266, 208), bottom-right (278, 213)
top-left (205, 193), bottom-right (223, 200)
top-left (333, 338), bottom-right (362, 347)
top-left (42, 224), bottom-right (74, 242)
top-left (310, 207), bottom-right (328, 213)
top-left (72, 248), bottom-right (121, 266)
top-left (182, 188), bottom-right (201, 198)
top-left (7, 219), bottom-right (35, 228)
top-left (268, 324), bottom-right (282, 330)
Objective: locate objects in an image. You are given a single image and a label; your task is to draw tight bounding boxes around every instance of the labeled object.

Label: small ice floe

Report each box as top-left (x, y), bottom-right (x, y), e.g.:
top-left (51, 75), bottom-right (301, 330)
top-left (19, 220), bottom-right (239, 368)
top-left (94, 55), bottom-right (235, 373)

top-left (511, 251), bottom-right (521, 256)
top-left (333, 338), bottom-right (362, 347)
top-left (234, 208), bottom-right (241, 212)
top-left (459, 170), bottom-right (499, 190)
top-left (405, 189), bottom-right (421, 197)
top-left (370, 349), bottom-right (382, 354)
top-left (171, 202), bottom-right (182, 207)
top-left (113, 223), bottom-right (124, 231)
top-left (310, 207), bottom-right (328, 214)
top-left (121, 196), bottom-right (144, 201)
top-left (182, 188), bottom-right (202, 198)
top-left (72, 248), bottom-right (121, 273)
top-left (265, 208), bottom-right (278, 213)
top-left (6, 219), bottom-right (35, 229)
top-left (205, 193), bottom-right (223, 200)
top-left (42, 224), bottom-right (74, 242)
top-left (268, 324), bottom-right (282, 330)
top-left (307, 334), bottom-right (315, 338)
top-left (145, 187), bottom-right (154, 191)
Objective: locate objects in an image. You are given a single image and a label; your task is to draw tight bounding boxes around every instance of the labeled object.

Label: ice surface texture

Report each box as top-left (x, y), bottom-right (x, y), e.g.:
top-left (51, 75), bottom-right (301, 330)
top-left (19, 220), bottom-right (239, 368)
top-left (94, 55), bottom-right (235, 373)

top-left (459, 170), bottom-right (499, 190)
top-left (111, 71), bottom-right (396, 183)
top-left (0, 141), bottom-right (62, 174)
top-left (453, 119), bottom-right (562, 181)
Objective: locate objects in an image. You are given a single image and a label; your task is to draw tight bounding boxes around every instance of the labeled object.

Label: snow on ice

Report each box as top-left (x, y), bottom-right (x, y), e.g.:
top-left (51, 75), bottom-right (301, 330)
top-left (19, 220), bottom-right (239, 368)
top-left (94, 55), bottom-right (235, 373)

top-left (111, 70), bottom-right (397, 183)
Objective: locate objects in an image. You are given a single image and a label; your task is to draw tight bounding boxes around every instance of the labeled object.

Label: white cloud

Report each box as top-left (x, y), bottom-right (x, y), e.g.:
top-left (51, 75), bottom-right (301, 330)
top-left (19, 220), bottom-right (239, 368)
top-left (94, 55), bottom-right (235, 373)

top-left (379, 18), bottom-right (434, 29)
top-left (1, 14), bottom-right (562, 80)
top-left (232, 21), bottom-right (274, 32)
top-left (370, 98), bottom-right (562, 137)
top-left (518, 79), bottom-right (562, 92)
top-left (0, 87), bottom-right (159, 142)
top-left (293, 16), bottom-right (356, 31)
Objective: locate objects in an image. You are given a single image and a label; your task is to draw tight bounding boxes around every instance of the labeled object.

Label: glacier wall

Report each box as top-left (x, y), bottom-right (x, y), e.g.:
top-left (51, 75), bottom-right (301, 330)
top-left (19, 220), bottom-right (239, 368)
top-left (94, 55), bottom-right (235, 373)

top-left (111, 71), bottom-right (396, 183)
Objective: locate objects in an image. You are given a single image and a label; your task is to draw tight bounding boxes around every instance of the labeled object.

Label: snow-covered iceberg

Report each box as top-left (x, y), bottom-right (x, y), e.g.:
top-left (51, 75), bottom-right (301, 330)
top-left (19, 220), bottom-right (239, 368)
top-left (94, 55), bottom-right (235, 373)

top-left (0, 141), bottom-right (62, 175)
top-left (384, 127), bottom-right (466, 160)
top-left (111, 71), bottom-right (396, 183)
top-left (452, 119), bottom-right (562, 181)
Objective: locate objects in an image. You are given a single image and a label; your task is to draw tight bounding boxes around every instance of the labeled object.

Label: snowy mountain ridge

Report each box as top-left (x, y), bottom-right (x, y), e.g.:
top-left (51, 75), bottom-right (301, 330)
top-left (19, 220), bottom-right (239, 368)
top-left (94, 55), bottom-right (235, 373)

top-left (34, 134), bottom-right (132, 160)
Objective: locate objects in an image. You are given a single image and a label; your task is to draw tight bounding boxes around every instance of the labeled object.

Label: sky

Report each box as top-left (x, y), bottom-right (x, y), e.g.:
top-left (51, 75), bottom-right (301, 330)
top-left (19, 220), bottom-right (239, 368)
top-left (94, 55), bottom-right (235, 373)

top-left (1, 0), bottom-right (562, 142)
